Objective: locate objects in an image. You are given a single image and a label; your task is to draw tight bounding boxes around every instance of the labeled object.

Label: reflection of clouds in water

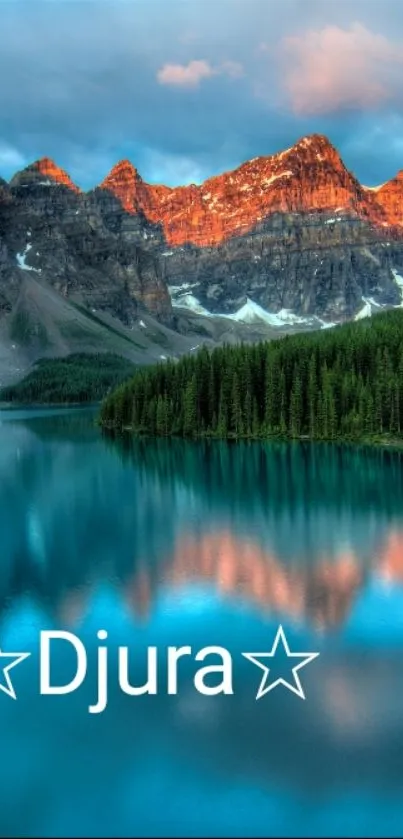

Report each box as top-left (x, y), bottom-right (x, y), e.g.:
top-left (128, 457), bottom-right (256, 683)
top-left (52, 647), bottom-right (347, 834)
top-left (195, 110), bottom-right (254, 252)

top-left (27, 507), bottom-right (46, 569)
top-left (158, 584), bottom-right (221, 617)
top-left (175, 689), bottom-right (222, 729)
top-left (322, 668), bottom-right (372, 741)
top-left (347, 572), bottom-right (403, 624)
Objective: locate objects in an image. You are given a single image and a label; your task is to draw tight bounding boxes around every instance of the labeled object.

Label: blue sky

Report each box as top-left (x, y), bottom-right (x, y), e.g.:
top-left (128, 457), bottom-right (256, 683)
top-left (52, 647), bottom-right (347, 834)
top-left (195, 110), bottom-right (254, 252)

top-left (1, 0), bottom-right (403, 188)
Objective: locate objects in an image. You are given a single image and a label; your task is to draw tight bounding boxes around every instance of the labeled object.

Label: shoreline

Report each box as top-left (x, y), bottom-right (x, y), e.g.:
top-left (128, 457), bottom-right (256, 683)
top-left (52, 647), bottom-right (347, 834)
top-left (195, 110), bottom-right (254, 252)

top-left (0, 401), bottom-right (101, 410)
top-left (3, 405), bottom-right (403, 452)
top-left (99, 424), bottom-right (403, 453)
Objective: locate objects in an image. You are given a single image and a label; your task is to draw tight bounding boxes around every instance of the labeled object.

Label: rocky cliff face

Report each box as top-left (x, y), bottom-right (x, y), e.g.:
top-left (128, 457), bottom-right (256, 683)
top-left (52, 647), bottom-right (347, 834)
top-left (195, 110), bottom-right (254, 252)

top-left (157, 214), bottom-right (403, 322)
top-left (373, 171), bottom-right (403, 227)
top-left (96, 134), bottom-right (403, 323)
top-left (0, 160), bottom-right (172, 326)
top-left (1, 133), bottom-right (403, 363)
top-left (99, 134), bottom-right (397, 247)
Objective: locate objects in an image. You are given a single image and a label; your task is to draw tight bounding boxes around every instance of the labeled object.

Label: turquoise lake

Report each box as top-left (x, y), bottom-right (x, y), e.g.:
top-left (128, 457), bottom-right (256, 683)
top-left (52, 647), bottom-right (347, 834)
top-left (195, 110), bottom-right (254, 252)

top-left (1, 406), bottom-right (403, 837)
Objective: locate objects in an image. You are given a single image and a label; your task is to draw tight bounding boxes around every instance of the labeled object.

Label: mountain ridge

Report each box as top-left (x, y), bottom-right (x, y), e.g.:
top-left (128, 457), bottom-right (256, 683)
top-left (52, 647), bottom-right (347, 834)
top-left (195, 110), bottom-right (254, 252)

top-left (3, 132), bottom-right (397, 192)
top-left (4, 133), bottom-right (403, 248)
top-left (2, 132), bottom-right (403, 383)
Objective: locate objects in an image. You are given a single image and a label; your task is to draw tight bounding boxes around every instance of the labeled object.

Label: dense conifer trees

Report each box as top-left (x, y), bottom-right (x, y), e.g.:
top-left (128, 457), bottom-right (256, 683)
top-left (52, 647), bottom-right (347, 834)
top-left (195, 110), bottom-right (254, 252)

top-left (100, 310), bottom-right (403, 442)
top-left (1, 353), bottom-right (135, 404)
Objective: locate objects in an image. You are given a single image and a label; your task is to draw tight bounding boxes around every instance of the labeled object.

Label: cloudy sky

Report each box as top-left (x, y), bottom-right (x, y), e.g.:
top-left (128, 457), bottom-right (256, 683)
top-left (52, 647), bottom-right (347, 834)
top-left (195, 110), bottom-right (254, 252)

top-left (1, 0), bottom-right (403, 188)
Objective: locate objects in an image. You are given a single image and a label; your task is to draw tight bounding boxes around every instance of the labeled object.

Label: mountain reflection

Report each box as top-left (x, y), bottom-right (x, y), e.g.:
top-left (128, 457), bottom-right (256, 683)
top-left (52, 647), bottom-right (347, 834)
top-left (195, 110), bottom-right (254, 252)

top-left (377, 530), bottom-right (403, 583)
top-left (124, 530), bottom-right (400, 630)
top-left (53, 527), bottom-right (403, 632)
top-left (1, 410), bottom-right (403, 633)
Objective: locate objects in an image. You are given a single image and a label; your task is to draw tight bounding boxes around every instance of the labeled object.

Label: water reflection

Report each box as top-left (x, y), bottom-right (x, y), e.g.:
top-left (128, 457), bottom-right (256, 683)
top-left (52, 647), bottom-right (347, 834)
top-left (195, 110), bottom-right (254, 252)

top-left (126, 532), bottom-right (366, 629)
top-left (1, 414), bottom-right (403, 633)
top-left (1, 410), bottom-right (403, 837)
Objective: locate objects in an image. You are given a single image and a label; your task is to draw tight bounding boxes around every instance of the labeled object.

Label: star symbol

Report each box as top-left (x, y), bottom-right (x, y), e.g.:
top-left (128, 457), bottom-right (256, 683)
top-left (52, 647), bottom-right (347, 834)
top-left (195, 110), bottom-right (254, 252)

top-left (0, 648), bottom-right (31, 700)
top-left (242, 625), bottom-right (319, 700)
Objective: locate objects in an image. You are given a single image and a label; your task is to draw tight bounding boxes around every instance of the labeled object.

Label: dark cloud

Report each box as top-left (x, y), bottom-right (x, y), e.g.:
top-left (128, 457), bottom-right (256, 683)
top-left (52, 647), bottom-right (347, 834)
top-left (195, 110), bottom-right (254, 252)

top-left (0, 0), bottom-right (403, 187)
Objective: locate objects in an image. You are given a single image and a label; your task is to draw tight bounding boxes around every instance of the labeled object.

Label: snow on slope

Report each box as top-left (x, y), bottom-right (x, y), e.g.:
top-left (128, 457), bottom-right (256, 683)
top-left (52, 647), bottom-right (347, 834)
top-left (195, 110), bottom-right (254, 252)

top-left (392, 269), bottom-right (403, 305)
top-left (16, 242), bottom-right (41, 273)
top-left (171, 293), bottom-right (212, 316)
top-left (170, 266), bottom-right (403, 330)
top-left (354, 299), bottom-right (372, 321)
top-left (222, 298), bottom-right (286, 326)
top-left (169, 287), bottom-right (336, 330)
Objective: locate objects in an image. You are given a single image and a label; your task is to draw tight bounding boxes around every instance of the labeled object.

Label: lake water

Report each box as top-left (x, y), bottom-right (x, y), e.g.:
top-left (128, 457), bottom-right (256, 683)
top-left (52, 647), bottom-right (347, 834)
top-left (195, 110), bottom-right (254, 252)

top-left (1, 407), bottom-right (403, 837)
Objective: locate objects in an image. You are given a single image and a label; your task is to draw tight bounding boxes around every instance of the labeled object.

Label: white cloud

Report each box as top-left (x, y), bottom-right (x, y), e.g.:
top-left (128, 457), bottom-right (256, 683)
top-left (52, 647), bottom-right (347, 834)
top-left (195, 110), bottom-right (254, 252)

top-left (157, 58), bottom-right (244, 88)
top-left (157, 60), bottom-right (216, 88)
top-left (280, 23), bottom-right (403, 115)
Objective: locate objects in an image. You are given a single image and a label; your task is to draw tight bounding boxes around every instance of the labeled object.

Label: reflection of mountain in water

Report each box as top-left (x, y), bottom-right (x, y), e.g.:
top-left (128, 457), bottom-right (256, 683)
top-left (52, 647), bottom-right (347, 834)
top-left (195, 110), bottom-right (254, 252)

top-left (1, 411), bottom-right (403, 630)
top-left (126, 528), bottom-right (403, 630)
top-left (109, 435), bottom-right (403, 562)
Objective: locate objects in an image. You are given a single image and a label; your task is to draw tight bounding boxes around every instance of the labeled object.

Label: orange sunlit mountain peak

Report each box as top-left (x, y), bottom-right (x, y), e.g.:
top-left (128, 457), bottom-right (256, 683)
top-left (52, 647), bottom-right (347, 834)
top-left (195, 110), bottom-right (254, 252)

top-left (34, 157), bottom-right (80, 191)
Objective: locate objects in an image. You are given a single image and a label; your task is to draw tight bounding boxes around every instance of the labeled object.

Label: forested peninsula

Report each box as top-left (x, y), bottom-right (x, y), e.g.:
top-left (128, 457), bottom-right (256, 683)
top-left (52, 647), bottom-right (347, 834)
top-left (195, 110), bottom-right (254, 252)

top-left (100, 310), bottom-right (403, 444)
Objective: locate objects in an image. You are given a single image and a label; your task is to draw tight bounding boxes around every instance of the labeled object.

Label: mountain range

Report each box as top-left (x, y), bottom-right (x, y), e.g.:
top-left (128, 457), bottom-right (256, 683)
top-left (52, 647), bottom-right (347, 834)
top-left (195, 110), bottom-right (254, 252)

top-left (1, 132), bottom-right (403, 382)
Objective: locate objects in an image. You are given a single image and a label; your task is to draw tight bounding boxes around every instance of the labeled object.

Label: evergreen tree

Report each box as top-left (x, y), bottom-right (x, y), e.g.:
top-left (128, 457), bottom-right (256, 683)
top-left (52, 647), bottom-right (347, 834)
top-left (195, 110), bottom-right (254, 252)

top-left (289, 367), bottom-right (303, 438)
top-left (183, 375), bottom-right (198, 436)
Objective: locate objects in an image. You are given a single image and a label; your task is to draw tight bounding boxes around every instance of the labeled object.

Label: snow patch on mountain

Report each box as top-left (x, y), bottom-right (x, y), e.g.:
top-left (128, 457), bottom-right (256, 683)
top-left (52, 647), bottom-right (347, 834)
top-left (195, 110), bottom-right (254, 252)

top-left (392, 268), bottom-right (403, 290)
top-left (262, 170), bottom-right (293, 188)
top-left (390, 268), bottom-right (403, 307)
top-left (169, 289), bottom-right (337, 331)
top-left (354, 297), bottom-right (388, 320)
top-left (366, 297), bottom-right (383, 309)
top-left (16, 243), bottom-right (41, 273)
top-left (171, 293), bottom-right (211, 316)
top-left (354, 299), bottom-right (372, 320)
top-left (364, 183), bottom-right (388, 192)
top-left (222, 299), bottom-right (336, 330)
top-left (169, 282), bottom-right (199, 295)
top-left (222, 298), bottom-right (286, 326)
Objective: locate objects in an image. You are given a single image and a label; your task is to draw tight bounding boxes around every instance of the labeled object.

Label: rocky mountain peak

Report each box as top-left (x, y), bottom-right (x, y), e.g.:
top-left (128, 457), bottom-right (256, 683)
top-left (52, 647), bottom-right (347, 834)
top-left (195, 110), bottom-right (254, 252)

top-left (10, 157), bottom-right (79, 191)
top-left (375, 168), bottom-right (403, 192)
top-left (372, 169), bottom-right (403, 227)
top-left (2, 135), bottom-right (403, 366)
top-left (100, 159), bottom-right (144, 212)
top-left (284, 134), bottom-right (355, 181)
top-left (104, 159), bottom-right (141, 181)
top-left (94, 133), bottom-right (389, 246)
top-left (6, 137), bottom-right (402, 249)
top-left (290, 132), bottom-right (341, 158)
top-left (93, 134), bottom-right (366, 247)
